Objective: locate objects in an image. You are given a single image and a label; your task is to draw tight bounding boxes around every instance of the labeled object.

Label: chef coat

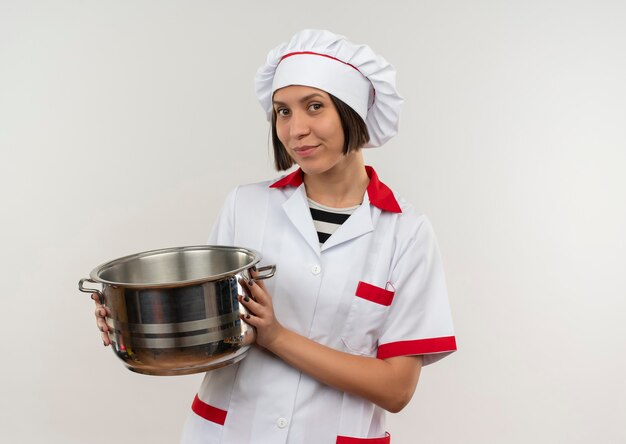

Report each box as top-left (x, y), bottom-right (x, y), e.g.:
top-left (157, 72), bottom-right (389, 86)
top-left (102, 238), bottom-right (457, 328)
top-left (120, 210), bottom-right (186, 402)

top-left (180, 166), bottom-right (456, 444)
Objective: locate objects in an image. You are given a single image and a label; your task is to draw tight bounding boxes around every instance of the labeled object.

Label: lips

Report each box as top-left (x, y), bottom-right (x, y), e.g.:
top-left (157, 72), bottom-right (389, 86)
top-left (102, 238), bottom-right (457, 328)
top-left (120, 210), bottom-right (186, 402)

top-left (292, 145), bottom-right (319, 158)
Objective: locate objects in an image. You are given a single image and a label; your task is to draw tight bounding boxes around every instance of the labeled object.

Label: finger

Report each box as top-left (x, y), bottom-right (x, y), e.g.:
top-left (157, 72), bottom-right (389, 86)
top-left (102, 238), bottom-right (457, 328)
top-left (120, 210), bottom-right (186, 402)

top-left (238, 294), bottom-right (262, 317)
top-left (94, 307), bottom-right (107, 319)
top-left (97, 317), bottom-right (109, 332)
top-left (101, 331), bottom-right (111, 346)
top-left (240, 278), bottom-right (269, 305)
top-left (249, 269), bottom-right (269, 292)
top-left (253, 279), bottom-right (268, 293)
top-left (240, 312), bottom-right (260, 328)
top-left (239, 278), bottom-right (262, 304)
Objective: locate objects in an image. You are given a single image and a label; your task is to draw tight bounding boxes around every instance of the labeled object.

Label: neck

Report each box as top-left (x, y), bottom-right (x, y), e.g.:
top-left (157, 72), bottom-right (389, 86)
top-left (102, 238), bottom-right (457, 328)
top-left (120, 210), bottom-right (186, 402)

top-left (303, 152), bottom-right (369, 208)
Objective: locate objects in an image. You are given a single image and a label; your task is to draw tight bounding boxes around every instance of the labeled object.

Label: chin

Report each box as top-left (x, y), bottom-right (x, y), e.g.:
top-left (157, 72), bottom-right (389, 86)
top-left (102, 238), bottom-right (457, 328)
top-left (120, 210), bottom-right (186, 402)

top-left (298, 163), bottom-right (332, 176)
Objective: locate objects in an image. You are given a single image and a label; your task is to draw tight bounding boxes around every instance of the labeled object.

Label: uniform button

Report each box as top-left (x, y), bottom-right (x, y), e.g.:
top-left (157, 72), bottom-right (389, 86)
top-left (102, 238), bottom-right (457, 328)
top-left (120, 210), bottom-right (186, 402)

top-left (311, 264), bottom-right (321, 275)
top-left (276, 417), bottom-right (288, 428)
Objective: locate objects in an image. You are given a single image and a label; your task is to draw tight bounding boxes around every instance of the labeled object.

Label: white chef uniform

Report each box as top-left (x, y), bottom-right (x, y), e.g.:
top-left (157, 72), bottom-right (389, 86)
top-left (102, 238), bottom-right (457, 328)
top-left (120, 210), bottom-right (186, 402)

top-left (180, 166), bottom-right (456, 444)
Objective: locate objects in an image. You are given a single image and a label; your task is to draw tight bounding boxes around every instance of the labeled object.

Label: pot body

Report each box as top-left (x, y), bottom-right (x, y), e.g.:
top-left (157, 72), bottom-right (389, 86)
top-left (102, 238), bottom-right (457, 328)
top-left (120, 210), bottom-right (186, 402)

top-left (80, 246), bottom-right (274, 376)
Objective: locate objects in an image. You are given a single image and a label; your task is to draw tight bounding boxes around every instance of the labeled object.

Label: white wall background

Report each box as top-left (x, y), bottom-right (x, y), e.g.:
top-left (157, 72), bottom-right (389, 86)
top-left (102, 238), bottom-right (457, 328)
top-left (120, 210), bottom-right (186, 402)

top-left (1, 1), bottom-right (625, 443)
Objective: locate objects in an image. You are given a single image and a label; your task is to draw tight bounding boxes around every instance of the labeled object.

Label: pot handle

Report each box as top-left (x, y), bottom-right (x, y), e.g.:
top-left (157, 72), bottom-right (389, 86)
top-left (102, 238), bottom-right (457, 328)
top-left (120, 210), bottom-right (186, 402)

top-left (79, 278), bottom-right (104, 303)
top-left (246, 264), bottom-right (276, 285)
top-left (254, 264), bottom-right (276, 280)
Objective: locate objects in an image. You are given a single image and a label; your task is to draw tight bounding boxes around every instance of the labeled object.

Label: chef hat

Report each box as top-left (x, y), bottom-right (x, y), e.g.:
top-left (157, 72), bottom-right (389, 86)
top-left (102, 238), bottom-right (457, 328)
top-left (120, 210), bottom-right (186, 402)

top-left (255, 29), bottom-right (403, 148)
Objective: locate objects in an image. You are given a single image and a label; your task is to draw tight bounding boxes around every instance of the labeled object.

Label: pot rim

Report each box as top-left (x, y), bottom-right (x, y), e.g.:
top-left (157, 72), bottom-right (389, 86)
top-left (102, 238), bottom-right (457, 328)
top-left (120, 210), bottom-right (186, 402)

top-left (88, 245), bottom-right (262, 289)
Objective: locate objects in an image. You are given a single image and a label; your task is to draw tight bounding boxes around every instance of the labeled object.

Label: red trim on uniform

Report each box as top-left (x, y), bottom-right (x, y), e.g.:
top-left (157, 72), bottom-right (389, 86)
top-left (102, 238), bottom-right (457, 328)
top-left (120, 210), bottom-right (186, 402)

top-left (270, 168), bottom-right (304, 188)
top-left (280, 51), bottom-right (362, 74)
top-left (377, 336), bottom-right (457, 360)
top-left (355, 281), bottom-right (395, 306)
top-left (364, 166), bottom-right (401, 213)
top-left (269, 166), bottom-right (401, 213)
top-left (337, 432), bottom-right (391, 444)
top-left (191, 394), bottom-right (227, 426)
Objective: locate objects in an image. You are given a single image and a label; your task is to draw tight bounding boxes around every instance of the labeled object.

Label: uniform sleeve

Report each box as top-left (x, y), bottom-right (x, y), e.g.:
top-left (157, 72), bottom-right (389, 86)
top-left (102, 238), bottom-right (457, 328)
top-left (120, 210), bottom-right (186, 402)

top-left (377, 215), bottom-right (457, 366)
top-left (207, 187), bottom-right (239, 245)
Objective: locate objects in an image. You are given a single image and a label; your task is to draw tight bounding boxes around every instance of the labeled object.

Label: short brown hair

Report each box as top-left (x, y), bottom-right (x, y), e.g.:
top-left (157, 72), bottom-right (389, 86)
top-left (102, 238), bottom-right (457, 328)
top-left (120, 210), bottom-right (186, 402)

top-left (271, 94), bottom-right (370, 171)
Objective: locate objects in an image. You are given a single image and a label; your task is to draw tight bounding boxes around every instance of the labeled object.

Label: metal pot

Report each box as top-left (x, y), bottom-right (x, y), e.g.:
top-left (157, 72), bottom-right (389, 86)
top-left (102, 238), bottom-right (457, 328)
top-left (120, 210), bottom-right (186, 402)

top-left (79, 245), bottom-right (275, 376)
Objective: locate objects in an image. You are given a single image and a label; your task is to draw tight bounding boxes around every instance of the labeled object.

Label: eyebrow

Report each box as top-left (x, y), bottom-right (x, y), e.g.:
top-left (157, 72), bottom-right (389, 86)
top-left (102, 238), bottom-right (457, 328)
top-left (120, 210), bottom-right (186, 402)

top-left (273, 93), bottom-right (326, 107)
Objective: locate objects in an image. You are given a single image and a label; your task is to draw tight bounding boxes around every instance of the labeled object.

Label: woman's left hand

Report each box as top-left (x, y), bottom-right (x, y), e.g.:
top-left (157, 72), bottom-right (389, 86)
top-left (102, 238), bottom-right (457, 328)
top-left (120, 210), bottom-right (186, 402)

top-left (239, 277), bottom-right (285, 350)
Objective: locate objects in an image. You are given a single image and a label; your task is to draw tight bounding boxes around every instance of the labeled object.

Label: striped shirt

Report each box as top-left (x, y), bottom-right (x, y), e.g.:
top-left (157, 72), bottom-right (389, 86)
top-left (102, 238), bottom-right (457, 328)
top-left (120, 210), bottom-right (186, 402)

top-left (308, 198), bottom-right (360, 246)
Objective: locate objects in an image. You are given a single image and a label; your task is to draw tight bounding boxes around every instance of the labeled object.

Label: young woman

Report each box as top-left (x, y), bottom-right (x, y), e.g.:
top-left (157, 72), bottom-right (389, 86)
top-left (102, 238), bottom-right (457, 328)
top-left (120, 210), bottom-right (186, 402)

top-left (94, 29), bottom-right (456, 444)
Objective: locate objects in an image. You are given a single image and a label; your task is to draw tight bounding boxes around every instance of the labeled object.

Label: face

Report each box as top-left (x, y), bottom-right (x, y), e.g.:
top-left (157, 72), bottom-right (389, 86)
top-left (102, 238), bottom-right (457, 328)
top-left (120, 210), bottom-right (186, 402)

top-left (273, 85), bottom-right (349, 176)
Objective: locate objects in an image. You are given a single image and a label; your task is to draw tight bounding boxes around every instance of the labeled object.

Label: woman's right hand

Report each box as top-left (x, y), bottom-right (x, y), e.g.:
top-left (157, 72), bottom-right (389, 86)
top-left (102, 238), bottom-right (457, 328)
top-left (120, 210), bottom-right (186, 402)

top-left (92, 293), bottom-right (111, 346)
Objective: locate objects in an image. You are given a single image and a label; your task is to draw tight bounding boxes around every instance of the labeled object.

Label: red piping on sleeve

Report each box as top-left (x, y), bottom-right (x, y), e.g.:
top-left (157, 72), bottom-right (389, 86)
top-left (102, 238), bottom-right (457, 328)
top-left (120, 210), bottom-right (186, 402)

top-left (377, 336), bottom-right (457, 359)
top-left (191, 394), bottom-right (227, 425)
top-left (337, 432), bottom-right (391, 443)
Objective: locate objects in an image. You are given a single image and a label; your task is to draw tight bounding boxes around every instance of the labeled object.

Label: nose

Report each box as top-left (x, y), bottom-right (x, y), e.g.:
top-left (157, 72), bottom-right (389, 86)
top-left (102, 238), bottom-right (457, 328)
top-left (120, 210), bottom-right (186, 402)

top-left (289, 110), bottom-right (310, 139)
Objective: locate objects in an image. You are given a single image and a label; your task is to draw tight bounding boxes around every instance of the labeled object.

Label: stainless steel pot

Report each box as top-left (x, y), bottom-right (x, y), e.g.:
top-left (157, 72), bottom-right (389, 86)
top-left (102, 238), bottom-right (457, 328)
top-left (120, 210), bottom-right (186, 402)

top-left (79, 245), bottom-right (275, 376)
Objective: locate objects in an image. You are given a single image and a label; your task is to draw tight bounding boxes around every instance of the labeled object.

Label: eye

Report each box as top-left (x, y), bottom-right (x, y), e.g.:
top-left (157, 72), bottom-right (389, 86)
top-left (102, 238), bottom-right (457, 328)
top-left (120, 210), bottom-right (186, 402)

top-left (275, 107), bottom-right (290, 117)
top-left (308, 103), bottom-right (322, 112)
